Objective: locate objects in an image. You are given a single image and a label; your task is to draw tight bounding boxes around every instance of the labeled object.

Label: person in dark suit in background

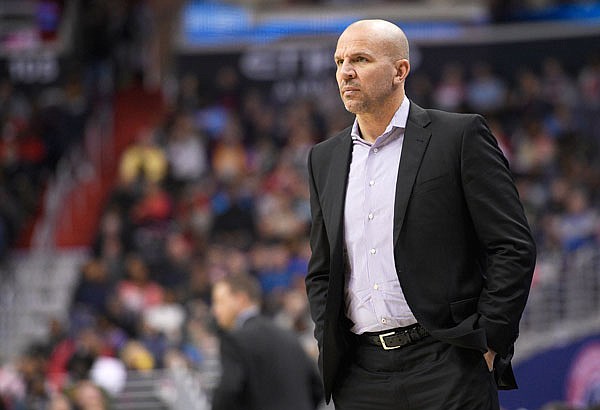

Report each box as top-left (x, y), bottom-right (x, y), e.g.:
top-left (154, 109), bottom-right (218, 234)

top-left (211, 273), bottom-right (323, 410)
top-left (305, 19), bottom-right (536, 410)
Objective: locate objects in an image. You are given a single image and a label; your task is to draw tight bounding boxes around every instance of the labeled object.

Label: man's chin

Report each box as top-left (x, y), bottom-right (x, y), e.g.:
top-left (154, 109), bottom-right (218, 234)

top-left (343, 100), bottom-right (362, 112)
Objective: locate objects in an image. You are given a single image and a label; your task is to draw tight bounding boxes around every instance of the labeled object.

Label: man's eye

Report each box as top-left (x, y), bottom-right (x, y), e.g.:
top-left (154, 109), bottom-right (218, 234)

top-left (336, 59), bottom-right (344, 66)
top-left (356, 57), bottom-right (367, 62)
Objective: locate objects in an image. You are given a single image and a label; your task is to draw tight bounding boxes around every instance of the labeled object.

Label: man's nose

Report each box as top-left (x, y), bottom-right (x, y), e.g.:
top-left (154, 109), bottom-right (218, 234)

top-left (339, 61), bottom-right (356, 79)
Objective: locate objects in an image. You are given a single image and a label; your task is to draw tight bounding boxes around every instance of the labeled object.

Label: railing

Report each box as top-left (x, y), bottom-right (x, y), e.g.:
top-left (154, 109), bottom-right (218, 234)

top-left (0, 250), bottom-right (88, 361)
top-left (110, 366), bottom-right (337, 410)
top-left (516, 246), bottom-right (600, 363)
top-left (110, 368), bottom-right (210, 410)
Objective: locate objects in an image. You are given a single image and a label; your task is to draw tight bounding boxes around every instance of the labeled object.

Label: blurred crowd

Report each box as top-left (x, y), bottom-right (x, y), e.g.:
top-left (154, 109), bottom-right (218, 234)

top-left (2, 22), bottom-right (600, 410)
top-left (0, 76), bottom-right (89, 262)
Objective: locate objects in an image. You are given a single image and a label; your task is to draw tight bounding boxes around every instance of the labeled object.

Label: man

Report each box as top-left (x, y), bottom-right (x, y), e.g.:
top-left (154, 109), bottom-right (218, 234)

top-left (306, 19), bottom-right (536, 409)
top-left (211, 273), bottom-right (323, 410)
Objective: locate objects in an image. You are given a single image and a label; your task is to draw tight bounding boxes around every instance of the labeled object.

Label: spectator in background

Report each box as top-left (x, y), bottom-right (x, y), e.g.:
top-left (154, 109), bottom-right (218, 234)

top-left (549, 186), bottom-right (599, 252)
top-left (38, 85), bottom-right (85, 171)
top-left (71, 259), bottom-right (112, 316)
top-left (111, 254), bottom-right (165, 336)
top-left (250, 240), bottom-right (294, 307)
top-left (578, 54), bottom-right (600, 108)
top-left (540, 58), bottom-right (578, 108)
top-left (466, 62), bottom-right (507, 113)
top-left (510, 69), bottom-right (552, 120)
top-left (119, 340), bottom-right (154, 372)
top-left (210, 273), bottom-right (323, 410)
top-left (512, 118), bottom-right (557, 177)
top-left (48, 393), bottom-right (73, 410)
top-left (0, 81), bottom-right (49, 259)
top-left (68, 380), bottom-right (108, 410)
top-left (578, 54), bottom-right (600, 144)
top-left (164, 112), bottom-right (208, 192)
top-left (211, 117), bottom-right (248, 183)
top-left (153, 230), bottom-right (192, 294)
top-left (210, 180), bottom-right (257, 248)
top-left (92, 205), bottom-right (130, 280)
top-left (118, 127), bottom-right (168, 188)
top-left (45, 321), bottom-right (112, 393)
top-left (433, 62), bottom-right (466, 111)
top-left (176, 73), bottom-right (202, 112)
top-left (129, 181), bottom-right (173, 264)
top-left (240, 89), bottom-right (278, 150)
top-left (0, 361), bottom-right (26, 409)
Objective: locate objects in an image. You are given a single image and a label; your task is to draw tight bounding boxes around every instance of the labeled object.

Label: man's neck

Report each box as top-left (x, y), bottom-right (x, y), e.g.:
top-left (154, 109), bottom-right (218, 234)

top-left (356, 95), bottom-right (404, 144)
top-left (234, 305), bottom-right (260, 329)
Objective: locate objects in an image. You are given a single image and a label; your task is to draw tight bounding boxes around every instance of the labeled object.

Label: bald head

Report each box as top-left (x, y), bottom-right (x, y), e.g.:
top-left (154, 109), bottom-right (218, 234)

top-left (340, 19), bottom-right (409, 62)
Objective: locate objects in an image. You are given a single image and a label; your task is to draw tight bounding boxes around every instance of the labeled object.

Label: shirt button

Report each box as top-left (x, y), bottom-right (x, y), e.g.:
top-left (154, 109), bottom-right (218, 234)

top-left (368, 212), bottom-right (374, 220)
top-left (381, 318), bottom-right (387, 324)
top-left (373, 148), bottom-right (379, 153)
top-left (370, 248), bottom-right (376, 255)
top-left (369, 180), bottom-right (375, 186)
top-left (373, 283), bottom-right (379, 290)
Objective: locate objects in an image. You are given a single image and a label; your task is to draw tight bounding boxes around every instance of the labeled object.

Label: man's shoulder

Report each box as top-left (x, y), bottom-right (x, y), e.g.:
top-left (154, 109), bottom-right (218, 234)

top-left (234, 316), bottom-right (302, 347)
top-left (236, 315), bottom-right (280, 335)
top-left (311, 125), bottom-right (352, 153)
top-left (420, 106), bottom-right (482, 125)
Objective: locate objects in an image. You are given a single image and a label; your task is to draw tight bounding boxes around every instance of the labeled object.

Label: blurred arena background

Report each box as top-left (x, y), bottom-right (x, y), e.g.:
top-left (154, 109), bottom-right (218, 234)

top-left (1, 0), bottom-right (600, 409)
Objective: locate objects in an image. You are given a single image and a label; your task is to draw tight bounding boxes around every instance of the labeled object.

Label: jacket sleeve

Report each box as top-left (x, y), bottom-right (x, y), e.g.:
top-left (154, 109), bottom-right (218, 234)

top-left (307, 348), bottom-right (325, 408)
top-left (305, 147), bottom-right (330, 356)
top-left (460, 115), bottom-right (536, 357)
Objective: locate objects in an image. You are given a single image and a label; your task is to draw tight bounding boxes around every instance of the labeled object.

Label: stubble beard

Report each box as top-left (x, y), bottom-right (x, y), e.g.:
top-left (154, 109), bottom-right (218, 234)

top-left (340, 83), bottom-right (396, 115)
top-left (342, 95), bottom-right (369, 114)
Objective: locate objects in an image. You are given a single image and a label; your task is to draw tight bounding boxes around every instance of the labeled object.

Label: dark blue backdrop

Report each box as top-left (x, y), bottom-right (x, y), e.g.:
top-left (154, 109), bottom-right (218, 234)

top-left (501, 333), bottom-right (600, 410)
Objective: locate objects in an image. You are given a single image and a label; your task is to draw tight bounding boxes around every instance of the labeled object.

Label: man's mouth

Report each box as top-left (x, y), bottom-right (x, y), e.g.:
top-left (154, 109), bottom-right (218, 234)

top-left (342, 86), bottom-right (360, 93)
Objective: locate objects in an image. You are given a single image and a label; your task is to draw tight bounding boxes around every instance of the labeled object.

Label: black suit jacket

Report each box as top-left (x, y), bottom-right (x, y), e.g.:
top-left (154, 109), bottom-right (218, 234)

top-left (212, 314), bottom-right (323, 410)
top-left (306, 102), bottom-right (536, 402)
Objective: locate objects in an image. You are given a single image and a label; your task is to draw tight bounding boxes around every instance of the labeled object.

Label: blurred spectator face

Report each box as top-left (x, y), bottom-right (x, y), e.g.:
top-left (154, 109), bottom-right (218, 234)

top-left (211, 282), bottom-right (245, 331)
top-left (518, 70), bottom-right (541, 98)
top-left (125, 256), bottom-right (149, 283)
top-left (216, 66), bottom-right (239, 93)
top-left (224, 248), bottom-right (250, 276)
top-left (73, 380), bottom-right (106, 410)
top-left (565, 188), bottom-right (589, 214)
top-left (550, 178), bottom-right (569, 207)
top-left (282, 289), bottom-right (308, 321)
top-left (434, 63), bottom-right (465, 111)
top-left (166, 232), bottom-right (191, 262)
top-left (82, 259), bottom-right (107, 283)
top-left (136, 127), bottom-right (156, 146)
top-left (48, 394), bottom-right (72, 410)
top-left (99, 209), bottom-right (122, 237)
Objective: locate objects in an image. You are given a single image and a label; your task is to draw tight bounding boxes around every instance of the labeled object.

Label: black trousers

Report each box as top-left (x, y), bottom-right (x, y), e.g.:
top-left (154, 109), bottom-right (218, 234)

top-left (332, 335), bottom-right (500, 410)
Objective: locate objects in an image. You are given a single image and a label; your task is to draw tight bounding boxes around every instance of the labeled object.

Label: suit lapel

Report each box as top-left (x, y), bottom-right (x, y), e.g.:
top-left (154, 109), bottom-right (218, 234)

top-left (325, 131), bottom-right (353, 251)
top-left (393, 103), bottom-right (432, 245)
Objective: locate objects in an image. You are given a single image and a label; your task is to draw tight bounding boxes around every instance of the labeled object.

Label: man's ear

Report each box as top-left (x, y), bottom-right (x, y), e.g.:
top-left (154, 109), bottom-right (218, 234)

top-left (394, 59), bottom-right (410, 85)
top-left (235, 291), bottom-right (251, 307)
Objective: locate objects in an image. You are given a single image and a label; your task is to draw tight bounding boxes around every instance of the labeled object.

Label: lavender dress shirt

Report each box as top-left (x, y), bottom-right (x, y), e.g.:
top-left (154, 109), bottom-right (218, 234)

top-left (344, 97), bottom-right (418, 334)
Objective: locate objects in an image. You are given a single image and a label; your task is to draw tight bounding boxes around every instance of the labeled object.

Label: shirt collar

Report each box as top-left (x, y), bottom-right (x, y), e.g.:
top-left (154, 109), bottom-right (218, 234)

top-left (234, 305), bottom-right (260, 329)
top-left (351, 97), bottom-right (410, 146)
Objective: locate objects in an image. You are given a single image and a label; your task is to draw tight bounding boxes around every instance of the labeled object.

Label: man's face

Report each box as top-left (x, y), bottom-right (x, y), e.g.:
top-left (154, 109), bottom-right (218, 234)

top-left (334, 28), bottom-right (399, 115)
top-left (212, 282), bottom-right (241, 331)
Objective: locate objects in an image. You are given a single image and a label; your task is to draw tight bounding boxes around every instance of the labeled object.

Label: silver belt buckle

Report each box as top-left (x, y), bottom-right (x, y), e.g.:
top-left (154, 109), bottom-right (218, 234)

top-left (378, 331), bottom-right (401, 350)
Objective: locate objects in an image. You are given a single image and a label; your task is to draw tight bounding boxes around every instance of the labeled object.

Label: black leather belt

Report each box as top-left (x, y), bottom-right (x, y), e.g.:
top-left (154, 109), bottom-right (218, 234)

top-left (358, 324), bottom-right (429, 350)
